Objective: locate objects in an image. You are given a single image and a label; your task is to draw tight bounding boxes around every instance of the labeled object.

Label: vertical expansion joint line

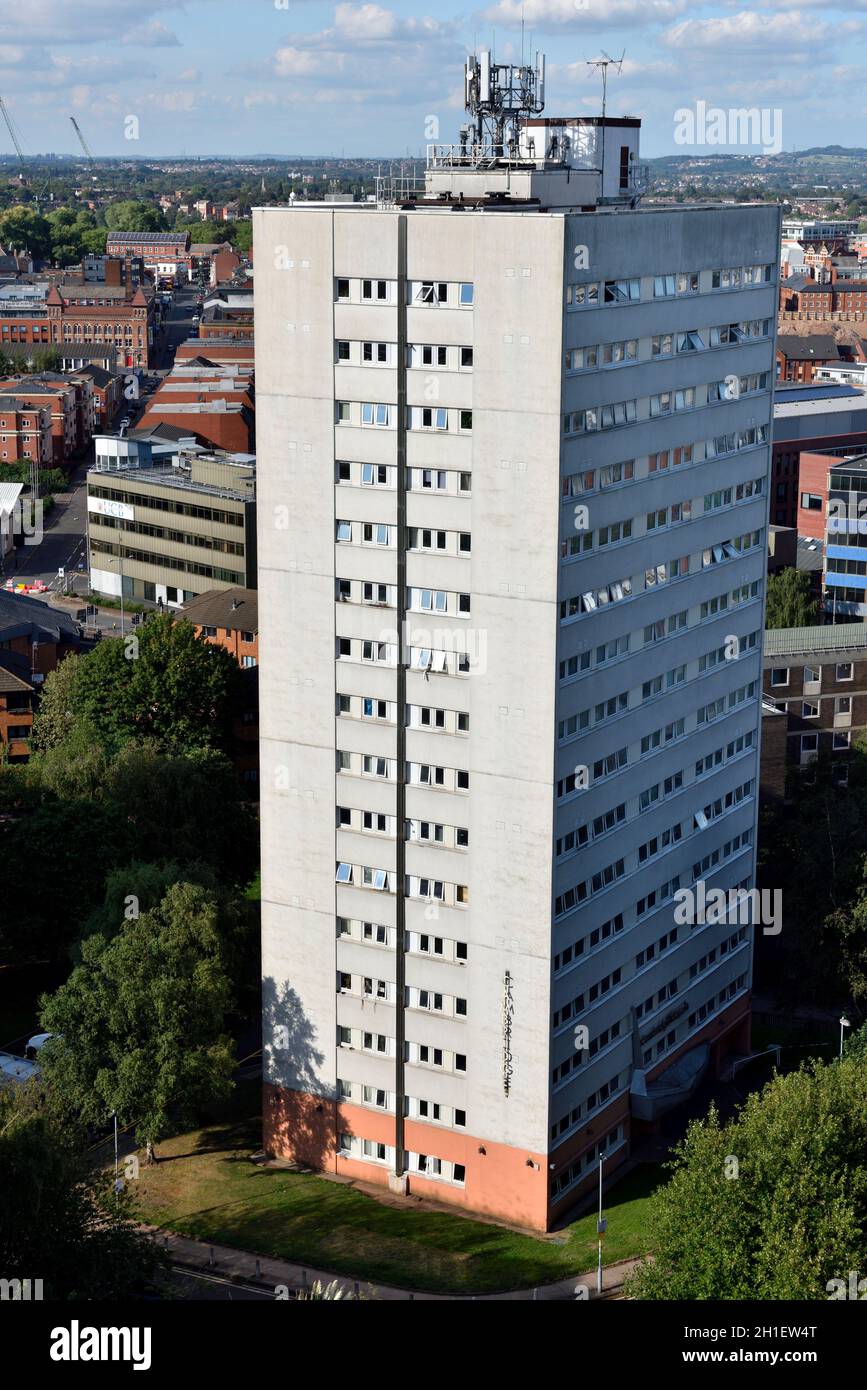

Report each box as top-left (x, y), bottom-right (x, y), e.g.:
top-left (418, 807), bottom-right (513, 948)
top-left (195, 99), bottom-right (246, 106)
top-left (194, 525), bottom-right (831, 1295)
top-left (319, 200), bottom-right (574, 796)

top-left (394, 212), bottom-right (409, 1178)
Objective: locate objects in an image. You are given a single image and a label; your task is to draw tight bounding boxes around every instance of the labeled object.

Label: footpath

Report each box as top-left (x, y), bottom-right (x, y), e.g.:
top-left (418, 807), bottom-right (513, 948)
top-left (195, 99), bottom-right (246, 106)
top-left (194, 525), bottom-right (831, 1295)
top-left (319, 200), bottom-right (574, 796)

top-left (141, 1224), bottom-right (637, 1301)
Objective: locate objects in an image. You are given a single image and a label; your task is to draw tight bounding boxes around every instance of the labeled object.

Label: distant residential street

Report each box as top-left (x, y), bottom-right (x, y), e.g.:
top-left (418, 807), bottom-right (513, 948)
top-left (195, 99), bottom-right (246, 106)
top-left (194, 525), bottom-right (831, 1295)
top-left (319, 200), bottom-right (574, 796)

top-left (4, 286), bottom-right (201, 602)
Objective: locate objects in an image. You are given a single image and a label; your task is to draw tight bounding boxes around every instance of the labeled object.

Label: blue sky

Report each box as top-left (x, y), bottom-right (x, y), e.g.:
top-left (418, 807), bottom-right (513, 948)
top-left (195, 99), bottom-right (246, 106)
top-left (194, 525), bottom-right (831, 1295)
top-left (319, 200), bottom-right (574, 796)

top-left (0, 0), bottom-right (865, 158)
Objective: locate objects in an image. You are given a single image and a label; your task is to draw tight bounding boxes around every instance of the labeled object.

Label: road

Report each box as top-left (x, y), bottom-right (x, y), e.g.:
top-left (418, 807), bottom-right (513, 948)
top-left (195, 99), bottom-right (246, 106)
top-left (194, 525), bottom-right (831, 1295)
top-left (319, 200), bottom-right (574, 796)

top-left (168, 1268), bottom-right (274, 1302)
top-left (4, 285), bottom-right (204, 598)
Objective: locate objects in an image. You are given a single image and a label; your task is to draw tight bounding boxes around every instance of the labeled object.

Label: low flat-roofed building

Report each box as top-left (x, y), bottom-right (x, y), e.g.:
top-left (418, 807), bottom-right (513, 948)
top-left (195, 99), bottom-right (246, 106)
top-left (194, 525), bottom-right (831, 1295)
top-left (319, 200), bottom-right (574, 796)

top-left (86, 448), bottom-right (256, 608)
top-left (763, 623), bottom-right (867, 791)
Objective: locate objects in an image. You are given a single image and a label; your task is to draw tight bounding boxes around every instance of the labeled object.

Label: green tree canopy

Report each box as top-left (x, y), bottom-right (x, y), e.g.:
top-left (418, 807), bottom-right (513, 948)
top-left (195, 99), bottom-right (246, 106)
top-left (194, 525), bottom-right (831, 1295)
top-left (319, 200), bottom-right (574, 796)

top-left (39, 881), bottom-right (240, 1146)
top-left (628, 1040), bottom-right (867, 1299)
top-left (104, 200), bottom-right (166, 233)
top-left (34, 614), bottom-right (239, 756)
top-left (765, 567), bottom-right (819, 629)
top-left (0, 205), bottom-right (51, 260)
top-left (0, 1085), bottom-right (167, 1299)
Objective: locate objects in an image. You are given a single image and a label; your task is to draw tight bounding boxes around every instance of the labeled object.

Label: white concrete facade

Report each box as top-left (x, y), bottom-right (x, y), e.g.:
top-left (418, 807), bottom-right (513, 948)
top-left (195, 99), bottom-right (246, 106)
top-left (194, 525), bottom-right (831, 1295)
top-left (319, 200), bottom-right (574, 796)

top-left (255, 178), bottom-right (780, 1225)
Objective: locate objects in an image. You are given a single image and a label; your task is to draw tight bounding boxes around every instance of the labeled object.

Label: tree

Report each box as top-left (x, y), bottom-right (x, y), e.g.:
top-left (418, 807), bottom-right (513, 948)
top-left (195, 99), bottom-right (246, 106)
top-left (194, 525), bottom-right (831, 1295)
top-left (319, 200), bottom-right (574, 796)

top-left (232, 219), bottom-right (252, 254)
top-left (39, 882), bottom-right (240, 1150)
top-left (104, 201), bottom-right (166, 234)
top-left (36, 614), bottom-right (239, 756)
top-left (76, 858), bottom-right (218, 948)
top-left (100, 743), bottom-right (258, 881)
top-left (190, 221), bottom-right (232, 246)
top-left (0, 206), bottom-right (51, 261)
top-left (0, 1084), bottom-right (167, 1300)
top-left (628, 1043), bottom-right (867, 1299)
top-left (765, 567), bottom-right (819, 629)
top-left (31, 653), bottom-right (84, 752)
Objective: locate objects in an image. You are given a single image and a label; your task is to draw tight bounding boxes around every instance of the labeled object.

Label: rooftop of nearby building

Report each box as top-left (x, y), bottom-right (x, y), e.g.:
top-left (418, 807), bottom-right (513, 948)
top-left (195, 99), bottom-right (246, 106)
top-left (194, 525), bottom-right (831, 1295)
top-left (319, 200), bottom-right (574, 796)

top-left (764, 623), bottom-right (867, 660)
top-left (126, 422), bottom-right (200, 444)
top-left (142, 398), bottom-right (249, 415)
top-left (106, 231), bottom-right (190, 245)
top-left (0, 649), bottom-right (33, 694)
top-left (774, 385), bottom-right (867, 420)
top-left (68, 364), bottom-right (114, 387)
top-left (796, 535), bottom-right (824, 572)
top-left (777, 334), bottom-right (840, 361)
top-left (0, 588), bottom-right (80, 645)
top-left (88, 451), bottom-right (255, 501)
top-left (181, 586), bottom-right (258, 633)
top-left (824, 452), bottom-right (867, 476)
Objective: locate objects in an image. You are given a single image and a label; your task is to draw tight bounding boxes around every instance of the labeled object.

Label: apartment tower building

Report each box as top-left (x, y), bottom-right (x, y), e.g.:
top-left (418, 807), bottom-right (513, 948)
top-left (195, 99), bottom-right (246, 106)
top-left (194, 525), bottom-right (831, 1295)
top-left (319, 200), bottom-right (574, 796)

top-left (255, 53), bottom-right (780, 1231)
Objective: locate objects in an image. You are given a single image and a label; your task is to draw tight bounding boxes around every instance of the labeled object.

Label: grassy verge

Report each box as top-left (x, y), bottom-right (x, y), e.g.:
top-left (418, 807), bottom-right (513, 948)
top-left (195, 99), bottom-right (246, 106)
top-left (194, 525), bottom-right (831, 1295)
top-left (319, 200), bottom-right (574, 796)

top-left (132, 1103), bottom-right (660, 1294)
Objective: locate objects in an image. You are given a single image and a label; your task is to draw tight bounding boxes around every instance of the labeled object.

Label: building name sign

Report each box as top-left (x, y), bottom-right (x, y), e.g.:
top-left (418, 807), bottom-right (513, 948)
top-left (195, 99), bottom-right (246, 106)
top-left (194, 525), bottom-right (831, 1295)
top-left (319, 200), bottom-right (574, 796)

top-left (503, 971), bottom-right (514, 1097)
top-left (88, 496), bottom-right (134, 522)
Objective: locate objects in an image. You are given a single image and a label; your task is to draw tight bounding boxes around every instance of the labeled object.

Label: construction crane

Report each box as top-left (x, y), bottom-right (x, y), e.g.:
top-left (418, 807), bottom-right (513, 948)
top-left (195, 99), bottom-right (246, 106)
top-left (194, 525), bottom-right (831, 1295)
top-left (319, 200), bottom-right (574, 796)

top-left (0, 95), bottom-right (26, 178)
top-left (69, 116), bottom-right (95, 166)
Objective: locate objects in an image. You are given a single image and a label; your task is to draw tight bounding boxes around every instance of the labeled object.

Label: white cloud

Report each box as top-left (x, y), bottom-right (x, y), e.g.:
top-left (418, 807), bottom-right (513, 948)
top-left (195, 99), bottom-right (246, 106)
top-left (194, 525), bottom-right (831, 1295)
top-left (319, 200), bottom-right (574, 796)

top-left (0, 0), bottom-right (186, 44)
top-left (120, 20), bottom-right (181, 48)
top-left (274, 47), bottom-right (338, 78)
top-left (663, 10), bottom-right (834, 54)
top-left (479, 0), bottom-right (686, 30)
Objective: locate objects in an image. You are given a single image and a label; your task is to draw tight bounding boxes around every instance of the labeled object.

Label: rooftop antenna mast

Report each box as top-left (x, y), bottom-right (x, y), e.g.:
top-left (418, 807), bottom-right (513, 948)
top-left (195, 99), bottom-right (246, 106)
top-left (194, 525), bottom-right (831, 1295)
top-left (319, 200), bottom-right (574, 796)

top-left (462, 46), bottom-right (546, 165)
top-left (586, 50), bottom-right (624, 122)
top-left (586, 50), bottom-right (624, 179)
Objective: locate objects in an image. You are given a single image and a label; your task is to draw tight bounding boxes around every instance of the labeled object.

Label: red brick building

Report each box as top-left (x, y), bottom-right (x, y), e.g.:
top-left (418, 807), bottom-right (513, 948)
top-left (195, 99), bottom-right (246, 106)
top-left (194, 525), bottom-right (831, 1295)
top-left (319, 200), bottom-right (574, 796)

top-left (1, 372), bottom-right (95, 460)
top-left (182, 586), bottom-right (258, 666)
top-left (134, 399), bottom-right (253, 453)
top-left (0, 284), bottom-right (154, 372)
top-left (781, 277), bottom-right (867, 319)
top-left (198, 305), bottom-right (254, 340)
top-left (175, 338), bottom-right (254, 368)
top-left (105, 230), bottom-right (191, 281)
top-left (181, 587), bottom-right (259, 789)
top-left (0, 588), bottom-right (81, 678)
top-left (47, 285), bottom-right (153, 371)
top-left (0, 398), bottom-right (52, 466)
top-left (0, 650), bottom-right (34, 762)
top-left (138, 361), bottom-right (255, 453)
top-left (66, 364), bottom-right (122, 432)
top-left (776, 334), bottom-right (842, 384)
top-left (0, 374), bottom-right (91, 467)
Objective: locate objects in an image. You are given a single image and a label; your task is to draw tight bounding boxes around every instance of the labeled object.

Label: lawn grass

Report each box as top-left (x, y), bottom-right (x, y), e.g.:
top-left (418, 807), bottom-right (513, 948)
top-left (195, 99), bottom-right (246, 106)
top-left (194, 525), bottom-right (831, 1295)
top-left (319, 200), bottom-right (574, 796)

top-left (132, 1106), bottom-right (660, 1294)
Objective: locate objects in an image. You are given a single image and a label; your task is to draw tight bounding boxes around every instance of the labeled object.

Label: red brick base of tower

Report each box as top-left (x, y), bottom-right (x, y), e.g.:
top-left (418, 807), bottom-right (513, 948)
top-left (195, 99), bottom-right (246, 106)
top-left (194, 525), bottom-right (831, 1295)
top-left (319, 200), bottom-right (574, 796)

top-left (263, 1083), bottom-right (551, 1231)
top-left (263, 996), bottom-right (751, 1234)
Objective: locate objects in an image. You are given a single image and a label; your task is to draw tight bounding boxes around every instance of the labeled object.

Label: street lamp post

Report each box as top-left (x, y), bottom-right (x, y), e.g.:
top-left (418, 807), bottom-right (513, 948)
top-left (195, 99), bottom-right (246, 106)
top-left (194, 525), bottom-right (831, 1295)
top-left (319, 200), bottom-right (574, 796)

top-left (596, 1155), bottom-right (607, 1295)
top-left (840, 1014), bottom-right (851, 1059)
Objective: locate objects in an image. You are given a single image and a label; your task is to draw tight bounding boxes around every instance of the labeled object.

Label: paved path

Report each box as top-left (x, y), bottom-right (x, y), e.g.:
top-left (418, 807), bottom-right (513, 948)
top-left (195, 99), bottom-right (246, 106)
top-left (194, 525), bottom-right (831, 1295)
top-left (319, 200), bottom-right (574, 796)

top-left (140, 1225), bottom-right (638, 1301)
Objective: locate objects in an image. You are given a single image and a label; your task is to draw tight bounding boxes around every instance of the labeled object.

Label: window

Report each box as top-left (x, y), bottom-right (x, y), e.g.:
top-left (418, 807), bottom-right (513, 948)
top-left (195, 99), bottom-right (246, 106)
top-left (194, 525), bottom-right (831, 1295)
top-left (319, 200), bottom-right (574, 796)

top-left (459, 283), bottom-right (474, 306)
top-left (604, 278), bottom-right (640, 304)
top-left (801, 493), bottom-right (823, 511)
top-left (837, 663), bottom-right (854, 681)
top-left (770, 668), bottom-right (789, 688)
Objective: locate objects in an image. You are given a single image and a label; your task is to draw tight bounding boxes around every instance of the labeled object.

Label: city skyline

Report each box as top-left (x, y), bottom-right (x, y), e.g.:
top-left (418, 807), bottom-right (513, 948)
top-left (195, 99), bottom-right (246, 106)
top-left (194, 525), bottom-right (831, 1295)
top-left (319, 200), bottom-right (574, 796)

top-left (0, 0), bottom-right (866, 159)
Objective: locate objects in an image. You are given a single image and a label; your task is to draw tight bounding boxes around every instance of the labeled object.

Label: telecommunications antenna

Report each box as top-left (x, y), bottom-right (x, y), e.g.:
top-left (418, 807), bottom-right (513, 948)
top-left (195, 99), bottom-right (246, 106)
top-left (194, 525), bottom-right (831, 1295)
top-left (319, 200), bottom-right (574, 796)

top-left (586, 50), bottom-right (625, 123)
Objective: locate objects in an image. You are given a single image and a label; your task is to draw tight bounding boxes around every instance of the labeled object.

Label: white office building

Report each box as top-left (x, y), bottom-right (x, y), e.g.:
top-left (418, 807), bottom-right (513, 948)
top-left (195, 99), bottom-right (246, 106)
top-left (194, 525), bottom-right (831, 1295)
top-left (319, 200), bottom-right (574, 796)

top-left (254, 53), bottom-right (780, 1230)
